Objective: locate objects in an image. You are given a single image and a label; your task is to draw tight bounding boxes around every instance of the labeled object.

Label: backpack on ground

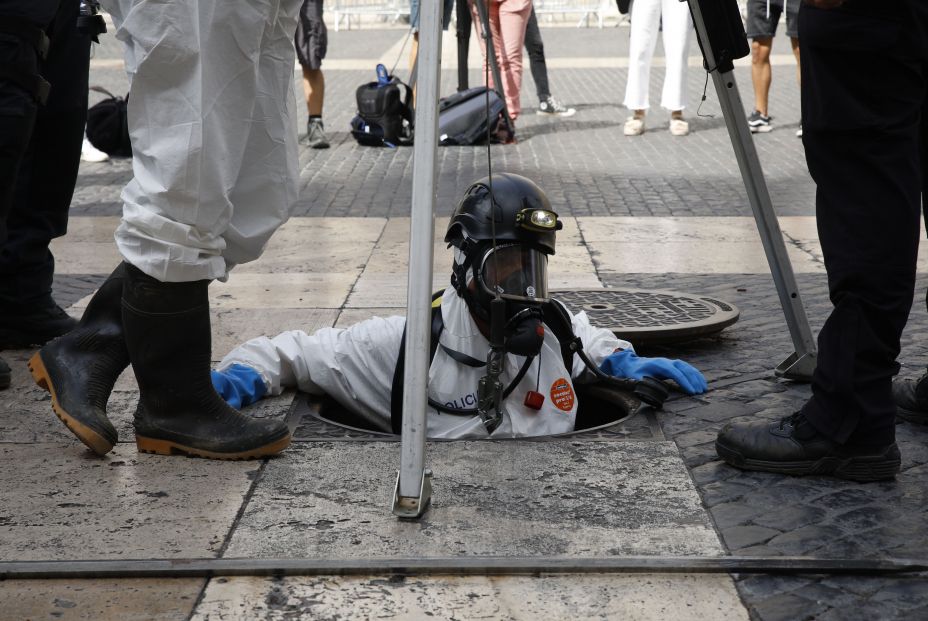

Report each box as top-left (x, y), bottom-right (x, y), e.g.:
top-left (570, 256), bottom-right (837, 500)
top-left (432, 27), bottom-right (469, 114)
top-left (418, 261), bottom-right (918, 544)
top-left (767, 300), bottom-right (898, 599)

top-left (86, 86), bottom-right (132, 157)
top-left (438, 86), bottom-right (505, 146)
top-left (350, 64), bottom-right (414, 147)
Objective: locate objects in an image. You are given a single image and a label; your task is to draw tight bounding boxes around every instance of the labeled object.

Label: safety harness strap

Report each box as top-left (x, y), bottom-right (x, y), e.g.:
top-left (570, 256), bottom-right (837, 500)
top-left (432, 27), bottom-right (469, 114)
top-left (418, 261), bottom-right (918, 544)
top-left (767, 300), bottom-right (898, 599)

top-left (541, 298), bottom-right (576, 371)
top-left (391, 292), bottom-right (444, 434)
top-left (439, 343), bottom-right (485, 368)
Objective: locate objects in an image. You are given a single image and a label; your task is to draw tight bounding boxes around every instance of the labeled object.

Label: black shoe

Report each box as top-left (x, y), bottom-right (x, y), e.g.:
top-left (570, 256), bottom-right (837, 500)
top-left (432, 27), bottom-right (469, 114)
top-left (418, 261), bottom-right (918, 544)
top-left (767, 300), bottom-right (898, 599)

top-left (0, 301), bottom-right (78, 348)
top-left (0, 355), bottom-right (10, 390)
top-left (28, 264), bottom-right (129, 455)
top-left (537, 96), bottom-right (576, 117)
top-left (716, 412), bottom-right (901, 482)
top-left (892, 374), bottom-right (928, 424)
top-left (122, 265), bottom-right (290, 460)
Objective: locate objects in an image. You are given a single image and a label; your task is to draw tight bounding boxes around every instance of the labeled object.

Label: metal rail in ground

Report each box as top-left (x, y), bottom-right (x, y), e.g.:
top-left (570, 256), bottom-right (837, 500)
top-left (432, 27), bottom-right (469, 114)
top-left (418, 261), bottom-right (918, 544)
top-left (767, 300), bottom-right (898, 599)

top-left (1, 556), bottom-right (925, 580)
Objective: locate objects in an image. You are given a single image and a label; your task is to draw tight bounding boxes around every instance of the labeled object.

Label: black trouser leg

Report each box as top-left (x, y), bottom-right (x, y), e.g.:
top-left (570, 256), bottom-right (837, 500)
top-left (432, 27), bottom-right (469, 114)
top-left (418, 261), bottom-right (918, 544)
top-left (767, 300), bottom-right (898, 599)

top-left (0, 35), bottom-right (40, 243)
top-left (523, 8), bottom-right (549, 101)
top-left (799, 3), bottom-right (927, 446)
top-left (0, 0), bottom-right (90, 308)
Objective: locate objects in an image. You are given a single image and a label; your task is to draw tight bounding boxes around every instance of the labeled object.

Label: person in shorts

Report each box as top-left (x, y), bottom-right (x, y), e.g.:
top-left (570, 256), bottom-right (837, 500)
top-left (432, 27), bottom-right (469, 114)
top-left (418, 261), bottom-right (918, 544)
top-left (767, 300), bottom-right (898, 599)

top-left (744, 0), bottom-right (802, 135)
top-left (408, 0), bottom-right (455, 100)
top-left (295, 0), bottom-right (329, 148)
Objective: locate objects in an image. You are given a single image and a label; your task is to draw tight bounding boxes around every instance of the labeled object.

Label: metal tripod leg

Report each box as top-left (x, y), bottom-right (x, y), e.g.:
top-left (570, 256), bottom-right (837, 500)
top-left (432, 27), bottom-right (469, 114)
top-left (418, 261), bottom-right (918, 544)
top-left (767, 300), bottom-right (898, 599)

top-left (392, 0), bottom-right (443, 519)
top-left (687, 0), bottom-right (817, 381)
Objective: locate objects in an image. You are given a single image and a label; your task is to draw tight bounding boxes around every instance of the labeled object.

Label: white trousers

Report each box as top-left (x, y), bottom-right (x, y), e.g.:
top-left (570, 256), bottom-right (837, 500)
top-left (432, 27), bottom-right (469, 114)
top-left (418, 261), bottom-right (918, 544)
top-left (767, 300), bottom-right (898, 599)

top-left (101, 0), bottom-right (301, 282)
top-left (623, 0), bottom-right (692, 112)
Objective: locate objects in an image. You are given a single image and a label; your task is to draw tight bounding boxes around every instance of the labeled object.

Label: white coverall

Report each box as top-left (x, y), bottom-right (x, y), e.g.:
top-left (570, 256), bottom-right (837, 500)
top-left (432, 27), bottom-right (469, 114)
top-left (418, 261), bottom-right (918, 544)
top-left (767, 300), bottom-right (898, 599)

top-left (101, 0), bottom-right (301, 282)
top-left (219, 289), bottom-right (633, 439)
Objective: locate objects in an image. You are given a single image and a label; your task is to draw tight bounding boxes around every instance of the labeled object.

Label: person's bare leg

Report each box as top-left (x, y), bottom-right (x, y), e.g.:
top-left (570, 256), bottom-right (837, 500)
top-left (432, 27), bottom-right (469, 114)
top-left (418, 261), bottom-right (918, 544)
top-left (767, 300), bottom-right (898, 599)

top-left (302, 67), bottom-right (324, 116)
top-left (409, 33), bottom-right (419, 104)
top-left (791, 36), bottom-right (801, 87)
top-left (409, 33), bottom-right (419, 76)
top-left (751, 37), bottom-right (773, 115)
top-left (791, 36), bottom-right (802, 136)
top-left (302, 67), bottom-right (328, 148)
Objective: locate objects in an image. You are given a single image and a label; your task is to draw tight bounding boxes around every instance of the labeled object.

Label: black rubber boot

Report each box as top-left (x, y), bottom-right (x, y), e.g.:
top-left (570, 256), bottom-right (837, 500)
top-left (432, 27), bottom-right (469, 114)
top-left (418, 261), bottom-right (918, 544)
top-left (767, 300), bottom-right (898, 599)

top-left (28, 264), bottom-right (129, 455)
top-left (0, 355), bottom-right (10, 390)
top-left (121, 264), bottom-right (290, 459)
top-left (892, 373), bottom-right (928, 425)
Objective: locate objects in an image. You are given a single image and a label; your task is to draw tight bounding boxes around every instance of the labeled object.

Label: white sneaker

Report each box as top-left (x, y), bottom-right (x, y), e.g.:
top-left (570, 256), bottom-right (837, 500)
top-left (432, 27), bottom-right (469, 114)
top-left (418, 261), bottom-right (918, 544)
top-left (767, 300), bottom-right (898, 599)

top-left (624, 116), bottom-right (645, 136)
top-left (81, 137), bottom-right (109, 162)
top-left (669, 118), bottom-right (689, 136)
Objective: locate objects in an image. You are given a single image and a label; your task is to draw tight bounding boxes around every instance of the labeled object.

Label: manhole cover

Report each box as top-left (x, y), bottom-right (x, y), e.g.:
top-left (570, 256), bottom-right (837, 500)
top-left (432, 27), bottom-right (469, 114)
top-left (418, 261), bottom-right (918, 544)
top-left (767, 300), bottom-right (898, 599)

top-left (551, 288), bottom-right (739, 345)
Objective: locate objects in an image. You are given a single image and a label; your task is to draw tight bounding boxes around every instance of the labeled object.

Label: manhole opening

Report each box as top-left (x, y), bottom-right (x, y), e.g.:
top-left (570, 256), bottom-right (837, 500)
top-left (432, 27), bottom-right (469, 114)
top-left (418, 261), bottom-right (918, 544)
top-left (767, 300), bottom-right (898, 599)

top-left (310, 383), bottom-right (643, 439)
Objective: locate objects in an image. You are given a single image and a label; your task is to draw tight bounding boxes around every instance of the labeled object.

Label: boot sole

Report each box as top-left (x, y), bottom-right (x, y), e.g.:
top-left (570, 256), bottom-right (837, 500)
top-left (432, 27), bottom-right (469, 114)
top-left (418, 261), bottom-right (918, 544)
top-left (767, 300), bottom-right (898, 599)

top-left (715, 440), bottom-right (901, 482)
top-left (136, 433), bottom-right (291, 460)
top-left (28, 352), bottom-right (115, 456)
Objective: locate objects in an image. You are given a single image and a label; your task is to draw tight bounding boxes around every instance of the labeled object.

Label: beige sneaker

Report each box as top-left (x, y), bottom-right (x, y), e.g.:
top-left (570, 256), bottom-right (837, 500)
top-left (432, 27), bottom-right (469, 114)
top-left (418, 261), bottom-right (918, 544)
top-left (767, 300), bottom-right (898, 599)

top-left (624, 116), bottom-right (645, 136)
top-left (669, 118), bottom-right (689, 136)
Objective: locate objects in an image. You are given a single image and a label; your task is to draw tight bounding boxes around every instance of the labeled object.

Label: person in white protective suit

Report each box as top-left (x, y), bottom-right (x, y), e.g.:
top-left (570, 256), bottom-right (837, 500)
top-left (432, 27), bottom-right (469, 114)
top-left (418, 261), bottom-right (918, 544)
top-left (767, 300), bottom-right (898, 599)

top-left (28, 0), bottom-right (303, 459)
top-left (211, 174), bottom-right (709, 439)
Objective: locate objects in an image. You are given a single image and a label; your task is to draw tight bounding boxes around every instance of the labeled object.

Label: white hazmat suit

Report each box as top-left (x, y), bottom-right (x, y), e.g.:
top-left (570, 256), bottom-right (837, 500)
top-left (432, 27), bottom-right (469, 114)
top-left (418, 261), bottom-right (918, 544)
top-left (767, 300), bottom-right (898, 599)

top-left (101, 0), bottom-right (302, 282)
top-left (218, 289), bottom-right (634, 439)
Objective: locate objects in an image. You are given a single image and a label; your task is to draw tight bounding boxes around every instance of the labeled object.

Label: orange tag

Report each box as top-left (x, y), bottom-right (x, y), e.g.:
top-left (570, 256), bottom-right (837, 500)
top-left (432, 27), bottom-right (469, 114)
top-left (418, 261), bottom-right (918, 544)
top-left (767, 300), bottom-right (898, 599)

top-left (549, 377), bottom-right (575, 412)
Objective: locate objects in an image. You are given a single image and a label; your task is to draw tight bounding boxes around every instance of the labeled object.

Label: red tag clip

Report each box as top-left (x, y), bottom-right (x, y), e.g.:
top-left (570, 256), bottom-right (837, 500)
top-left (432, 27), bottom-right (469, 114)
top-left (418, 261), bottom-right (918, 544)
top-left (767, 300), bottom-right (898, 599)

top-left (524, 390), bottom-right (545, 410)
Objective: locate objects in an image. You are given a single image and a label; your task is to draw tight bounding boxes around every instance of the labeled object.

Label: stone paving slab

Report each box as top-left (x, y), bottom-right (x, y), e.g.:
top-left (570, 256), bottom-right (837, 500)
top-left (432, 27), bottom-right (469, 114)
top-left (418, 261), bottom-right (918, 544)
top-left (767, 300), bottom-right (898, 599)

top-left (193, 573), bottom-right (748, 621)
top-left (209, 273), bottom-right (358, 310)
top-left (0, 444), bottom-right (259, 561)
top-left (0, 578), bottom-right (203, 621)
top-left (590, 240), bottom-right (822, 274)
top-left (224, 442), bottom-right (723, 559)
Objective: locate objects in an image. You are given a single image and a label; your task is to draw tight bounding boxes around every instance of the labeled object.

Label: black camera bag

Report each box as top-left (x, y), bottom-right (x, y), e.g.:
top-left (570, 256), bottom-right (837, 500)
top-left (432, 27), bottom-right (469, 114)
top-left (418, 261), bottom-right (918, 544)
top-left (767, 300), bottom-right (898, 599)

top-left (351, 76), bottom-right (414, 147)
top-left (86, 86), bottom-right (131, 157)
top-left (437, 87), bottom-right (505, 146)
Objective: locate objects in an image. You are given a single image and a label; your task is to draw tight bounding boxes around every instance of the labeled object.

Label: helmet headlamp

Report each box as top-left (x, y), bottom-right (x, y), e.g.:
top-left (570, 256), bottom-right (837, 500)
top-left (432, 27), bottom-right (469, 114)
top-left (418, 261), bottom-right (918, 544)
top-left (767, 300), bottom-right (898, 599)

top-left (516, 208), bottom-right (561, 233)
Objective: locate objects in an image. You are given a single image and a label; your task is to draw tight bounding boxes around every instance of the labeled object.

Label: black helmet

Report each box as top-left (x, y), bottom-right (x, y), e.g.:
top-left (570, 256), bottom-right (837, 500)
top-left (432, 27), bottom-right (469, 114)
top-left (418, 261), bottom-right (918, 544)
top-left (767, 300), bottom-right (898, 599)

top-left (445, 173), bottom-right (561, 256)
top-left (446, 174), bottom-right (562, 318)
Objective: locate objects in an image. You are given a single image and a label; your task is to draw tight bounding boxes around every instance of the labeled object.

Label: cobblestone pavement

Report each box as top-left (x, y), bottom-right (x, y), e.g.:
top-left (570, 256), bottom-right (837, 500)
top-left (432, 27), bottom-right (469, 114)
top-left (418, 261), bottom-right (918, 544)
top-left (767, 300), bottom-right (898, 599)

top-left (8, 21), bottom-right (927, 620)
top-left (618, 273), bottom-right (928, 621)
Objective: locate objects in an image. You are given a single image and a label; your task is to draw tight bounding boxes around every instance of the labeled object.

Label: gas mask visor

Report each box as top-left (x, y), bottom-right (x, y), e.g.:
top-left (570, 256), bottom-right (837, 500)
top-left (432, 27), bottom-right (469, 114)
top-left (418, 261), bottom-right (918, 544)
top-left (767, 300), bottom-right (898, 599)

top-left (478, 244), bottom-right (549, 305)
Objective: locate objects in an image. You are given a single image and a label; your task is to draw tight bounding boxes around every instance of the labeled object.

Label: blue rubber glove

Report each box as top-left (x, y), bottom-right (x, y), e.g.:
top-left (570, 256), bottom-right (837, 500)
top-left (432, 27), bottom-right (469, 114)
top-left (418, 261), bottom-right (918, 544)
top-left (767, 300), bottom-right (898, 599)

top-left (599, 350), bottom-right (708, 395)
top-left (211, 364), bottom-right (267, 409)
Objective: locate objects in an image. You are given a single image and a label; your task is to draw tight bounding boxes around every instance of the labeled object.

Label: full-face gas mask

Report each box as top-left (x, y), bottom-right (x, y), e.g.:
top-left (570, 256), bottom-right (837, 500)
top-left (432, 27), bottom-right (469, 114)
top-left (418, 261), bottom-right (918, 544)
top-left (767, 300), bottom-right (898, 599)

top-left (446, 174), bottom-right (562, 357)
